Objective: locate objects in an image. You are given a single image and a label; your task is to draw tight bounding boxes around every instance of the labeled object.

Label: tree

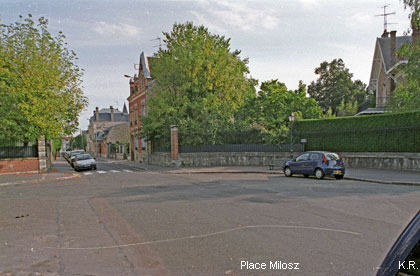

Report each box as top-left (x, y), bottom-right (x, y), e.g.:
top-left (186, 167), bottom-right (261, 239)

top-left (142, 22), bottom-right (256, 145)
top-left (0, 15), bottom-right (87, 142)
top-left (336, 99), bottom-right (358, 117)
top-left (237, 80), bottom-right (323, 144)
top-left (307, 59), bottom-right (367, 115)
top-left (387, 0), bottom-right (420, 111)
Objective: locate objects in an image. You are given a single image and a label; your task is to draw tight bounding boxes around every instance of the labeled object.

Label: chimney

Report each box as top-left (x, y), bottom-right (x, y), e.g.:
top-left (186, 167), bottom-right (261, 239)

top-left (390, 30), bottom-right (397, 67)
top-left (95, 107), bottom-right (99, 121)
top-left (110, 106), bottom-right (114, 121)
top-left (381, 29), bottom-right (389, 38)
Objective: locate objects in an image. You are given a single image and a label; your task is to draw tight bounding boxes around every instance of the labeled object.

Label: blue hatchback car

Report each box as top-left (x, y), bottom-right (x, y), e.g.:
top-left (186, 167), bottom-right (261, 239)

top-left (283, 151), bottom-right (345, 179)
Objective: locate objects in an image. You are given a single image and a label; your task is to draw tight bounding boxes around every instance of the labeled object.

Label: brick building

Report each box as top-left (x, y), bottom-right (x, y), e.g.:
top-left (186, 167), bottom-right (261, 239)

top-left (127, 52), bottom-right (155, 162)
top-left (87, 105), bottom-right (129, 156)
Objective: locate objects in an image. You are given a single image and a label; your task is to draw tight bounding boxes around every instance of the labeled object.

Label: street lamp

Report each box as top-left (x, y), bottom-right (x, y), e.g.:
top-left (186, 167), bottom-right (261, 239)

top-left (123, 74), bottom-right (132, 78)
top-left (288, 112), bottom-right (295, 158)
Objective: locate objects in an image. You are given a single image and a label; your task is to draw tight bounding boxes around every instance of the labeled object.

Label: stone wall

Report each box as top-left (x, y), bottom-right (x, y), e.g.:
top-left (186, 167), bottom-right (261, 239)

top-left (148, 151), bottom-right (420, 171)
top-left (342, 152), bottom-right (420, 172)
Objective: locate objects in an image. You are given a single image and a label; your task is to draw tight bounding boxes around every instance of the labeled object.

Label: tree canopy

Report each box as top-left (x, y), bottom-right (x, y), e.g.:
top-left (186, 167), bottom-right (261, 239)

top-left (236, 80), bottom-right (323, 144)
top-left (142, 22), bottom-right (256, 145)
top-left (307, 59), bottom-right (368, 115)
top-left (0, 15), bottom-right (87, 142)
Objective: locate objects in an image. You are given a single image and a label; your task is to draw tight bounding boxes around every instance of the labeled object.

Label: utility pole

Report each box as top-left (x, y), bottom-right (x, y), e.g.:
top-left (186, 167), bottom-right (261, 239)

top-left (375, 4), bottom-right (396, 31)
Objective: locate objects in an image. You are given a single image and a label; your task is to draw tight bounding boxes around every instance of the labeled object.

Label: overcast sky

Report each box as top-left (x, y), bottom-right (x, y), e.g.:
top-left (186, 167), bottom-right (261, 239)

top-left (1, 0), bottom-right (412, 131)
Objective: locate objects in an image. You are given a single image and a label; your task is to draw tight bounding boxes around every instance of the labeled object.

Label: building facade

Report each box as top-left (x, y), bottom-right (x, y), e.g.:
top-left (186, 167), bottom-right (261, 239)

top-left (127, 52), bottom-right (155, 162)
top-left (87, 105), bottom-right (129, 156)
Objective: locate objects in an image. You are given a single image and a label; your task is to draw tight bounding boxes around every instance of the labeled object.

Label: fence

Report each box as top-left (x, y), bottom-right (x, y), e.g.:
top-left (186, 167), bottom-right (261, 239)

top-left (0, 144), bottom-right (38, 159)
top-left (180, 143), bottom-right (304, 153)
top-left (295, 125), bottom-right (420, 152)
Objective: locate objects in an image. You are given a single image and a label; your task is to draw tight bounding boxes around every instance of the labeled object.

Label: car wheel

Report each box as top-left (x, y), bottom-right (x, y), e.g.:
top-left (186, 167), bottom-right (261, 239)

top-left (303, 174), bottom-right (309, 178)
top-left (335, 175), bottom-right (344, 180)
top-left (284, 167), bottom-right (293, 177)
top-left (93, 166), bottom-right (97, 170)
top-left (315, 168), bottom-right (325, 179)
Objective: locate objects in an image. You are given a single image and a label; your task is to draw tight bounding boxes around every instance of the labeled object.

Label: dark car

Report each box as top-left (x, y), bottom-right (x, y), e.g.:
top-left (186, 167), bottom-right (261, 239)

top-left (376, 210), bottom-right (420, 276)
top-left (283, 151), bottom-right (345, 179)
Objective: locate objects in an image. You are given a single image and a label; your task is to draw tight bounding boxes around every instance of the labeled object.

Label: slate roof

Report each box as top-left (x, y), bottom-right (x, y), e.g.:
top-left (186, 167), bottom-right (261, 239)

top-left (140, 52), bottom-right (151, 79)
top-left (378, 35), bottom-right (412, 71)
top-left (90, 107), bottom-right (129, 122)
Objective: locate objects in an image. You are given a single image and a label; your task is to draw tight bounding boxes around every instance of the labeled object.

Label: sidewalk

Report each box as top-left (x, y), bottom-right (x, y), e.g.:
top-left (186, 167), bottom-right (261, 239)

top-left (0, 157), bottom-right (79, 186)
top-left (99, 157), bottom-right (420, 186)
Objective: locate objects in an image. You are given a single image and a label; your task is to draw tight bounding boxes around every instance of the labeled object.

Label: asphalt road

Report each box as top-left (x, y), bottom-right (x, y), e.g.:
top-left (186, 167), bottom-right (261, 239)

top-left (1, 160), bottom-right (420, 276)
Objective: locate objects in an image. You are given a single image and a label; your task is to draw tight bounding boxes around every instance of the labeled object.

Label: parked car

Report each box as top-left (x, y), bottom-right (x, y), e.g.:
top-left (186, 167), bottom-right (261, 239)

top-left (283, 151), bottom-right (345, 180)
top-left (68, 150), bottom-right (85, 166)
top-left (376, 210), bottom-right (420, 276)
top-left (73, 154), bottom-right (96, 171)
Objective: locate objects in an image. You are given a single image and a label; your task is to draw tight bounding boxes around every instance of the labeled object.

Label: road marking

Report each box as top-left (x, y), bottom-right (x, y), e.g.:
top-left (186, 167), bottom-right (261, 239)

top-left (110, 170), bottom-right (120, 173)
top-left (97, 171), bottom-right (106, 174)
top-left (83, 172), bottom-right (93, 175)
top-left (123, 169), bottom-right (133, 172)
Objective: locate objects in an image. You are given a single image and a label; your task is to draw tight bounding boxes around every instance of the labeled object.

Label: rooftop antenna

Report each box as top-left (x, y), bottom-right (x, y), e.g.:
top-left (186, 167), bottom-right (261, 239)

top-left (375, 4), bottom-right (396, 31)
top-left (151, 37), bottom-right (162, 49)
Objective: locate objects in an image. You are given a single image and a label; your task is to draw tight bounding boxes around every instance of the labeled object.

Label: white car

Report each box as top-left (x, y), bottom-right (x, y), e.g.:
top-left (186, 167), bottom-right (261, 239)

top-left (73, 154), bottom-right (97, 171)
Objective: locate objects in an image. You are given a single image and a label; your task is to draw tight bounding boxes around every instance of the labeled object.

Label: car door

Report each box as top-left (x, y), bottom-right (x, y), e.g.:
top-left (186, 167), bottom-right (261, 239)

top-left (290, 153), bottom-right (310, 174)
top-left (304, 153), bottom-right (320, 174)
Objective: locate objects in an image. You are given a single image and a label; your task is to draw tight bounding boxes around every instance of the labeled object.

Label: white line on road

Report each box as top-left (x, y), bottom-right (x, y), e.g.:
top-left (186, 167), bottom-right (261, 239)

top-left (97, 171), bottom-right (106, 174)
top-left (110, 170), bottom-right (120, 173)
top-left (123, 169), bottom-right (133, 172)
top-left (83, 172), bottom-right (93, 175)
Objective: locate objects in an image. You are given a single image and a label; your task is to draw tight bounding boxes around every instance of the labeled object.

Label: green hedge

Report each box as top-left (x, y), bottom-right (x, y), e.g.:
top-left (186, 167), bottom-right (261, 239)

top-left (293, 111), bottom-right (420, 152)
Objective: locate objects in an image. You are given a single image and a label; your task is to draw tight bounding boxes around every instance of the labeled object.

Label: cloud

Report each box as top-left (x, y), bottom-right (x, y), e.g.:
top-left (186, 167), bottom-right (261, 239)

top-left (92, 21), bottom-right (141, 38)
top-left (191, 0), bottom-right (280, 32)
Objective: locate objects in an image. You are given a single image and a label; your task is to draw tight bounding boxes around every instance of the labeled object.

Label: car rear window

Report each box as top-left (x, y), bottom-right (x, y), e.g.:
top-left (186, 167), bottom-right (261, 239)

top-left (325, 153), bottom-right (340, 160)
top-left (77, 154), bottom-right (92, 160)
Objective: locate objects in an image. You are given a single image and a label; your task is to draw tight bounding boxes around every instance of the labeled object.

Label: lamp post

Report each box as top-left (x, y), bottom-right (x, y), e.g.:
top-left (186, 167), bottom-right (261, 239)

top-left (288, 112), bottom-right (295, 158)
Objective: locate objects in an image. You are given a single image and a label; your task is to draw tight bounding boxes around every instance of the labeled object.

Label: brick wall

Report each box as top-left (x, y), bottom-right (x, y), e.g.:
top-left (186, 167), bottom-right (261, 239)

top-left (0, 158), bottom-right (39, 174)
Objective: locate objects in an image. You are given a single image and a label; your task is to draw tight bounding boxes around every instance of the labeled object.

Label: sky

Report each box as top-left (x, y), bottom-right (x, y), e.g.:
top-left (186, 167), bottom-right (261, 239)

top-left (0, 0), bottom-right (413, 131)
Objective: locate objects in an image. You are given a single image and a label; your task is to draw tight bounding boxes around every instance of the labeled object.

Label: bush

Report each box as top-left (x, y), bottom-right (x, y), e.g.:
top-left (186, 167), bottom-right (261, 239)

top-left (294, 111), bottom-right (420, 152)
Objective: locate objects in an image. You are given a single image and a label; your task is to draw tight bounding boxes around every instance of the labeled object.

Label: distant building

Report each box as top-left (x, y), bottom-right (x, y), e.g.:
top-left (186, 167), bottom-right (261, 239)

top-left (87, 105), bottom-right (129, 156)
top-left (94, 123), bottom-right (130, 159)
top-left (127, 52), bottom-right (155, 162)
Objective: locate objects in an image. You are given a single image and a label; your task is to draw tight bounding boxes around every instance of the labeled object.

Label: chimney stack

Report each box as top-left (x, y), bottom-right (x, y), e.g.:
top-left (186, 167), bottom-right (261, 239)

top-left (390, 30), bottom-right (397, 67)
top-left (95, 107), bottom-right (99, 121)
top-left (110, 106), bottom-right (114, 121)
top-left (381, 29), bottom-right (389, 38)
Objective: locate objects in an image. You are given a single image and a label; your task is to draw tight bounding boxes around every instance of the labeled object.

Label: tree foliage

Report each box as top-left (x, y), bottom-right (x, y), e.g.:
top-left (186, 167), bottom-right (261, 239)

top-left (236, 80), bottom-right (323, 144)
top-left (142, 22), bottom-right (256, 145)
top-left (0, 15), bottom-right (87, 142)
top-left (387, 0), bottom-right (420, 111)
top-left (307, 59), bottom-right (368, 114)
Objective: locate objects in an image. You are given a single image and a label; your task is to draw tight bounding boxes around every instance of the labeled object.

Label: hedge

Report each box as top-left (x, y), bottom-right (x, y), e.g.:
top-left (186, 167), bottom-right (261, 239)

top-left (293, 111), bottom-right (420, 152)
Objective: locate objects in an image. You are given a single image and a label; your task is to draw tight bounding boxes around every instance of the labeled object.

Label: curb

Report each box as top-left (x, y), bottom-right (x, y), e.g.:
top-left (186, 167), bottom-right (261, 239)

top-left (166, 170), bottom-right (284, 175)
top-left (0, 172), bottom-right (80, 187)
top-left (344, 176), bottom-right (420, 187)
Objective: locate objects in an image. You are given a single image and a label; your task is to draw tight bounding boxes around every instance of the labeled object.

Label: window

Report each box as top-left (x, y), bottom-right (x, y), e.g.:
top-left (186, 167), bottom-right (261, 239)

top-left (135, 138), bottom-right (139, 150)
top-left (310, 153), bottom-right (320, 160)
top-left (141, 103), bottom-right (146, 116)
top-left (141, 138), bottom-right (146, 150)
top-left (296, 153), bottom-right (310, 162)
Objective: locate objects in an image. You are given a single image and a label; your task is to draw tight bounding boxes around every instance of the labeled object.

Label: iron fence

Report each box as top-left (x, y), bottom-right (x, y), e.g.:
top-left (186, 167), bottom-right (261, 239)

top-left (0, 145), bottom-right (38, 159)
top-left (180, 143), bottom-right (304, 153)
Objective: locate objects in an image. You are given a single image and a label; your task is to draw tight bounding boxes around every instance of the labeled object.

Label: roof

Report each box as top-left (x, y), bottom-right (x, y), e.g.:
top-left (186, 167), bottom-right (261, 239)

top-left (140, 52), bottom-right (151, 79)
top-left (355, 107), bottom-right (386, 116)
top-left (378, 35), bottom-right (412, 71)
top-left (90, 106), bottom-right (129, 122)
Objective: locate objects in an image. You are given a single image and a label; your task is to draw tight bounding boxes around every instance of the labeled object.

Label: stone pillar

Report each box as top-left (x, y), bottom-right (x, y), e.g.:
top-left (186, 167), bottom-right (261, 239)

top-left (38, 136), bottom-right (47, 173)
top-left (170, 125), bottom-right (179, 161)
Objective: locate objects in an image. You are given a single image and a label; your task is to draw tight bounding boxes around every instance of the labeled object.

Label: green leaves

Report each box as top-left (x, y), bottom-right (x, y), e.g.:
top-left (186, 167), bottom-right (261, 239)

top-left (307, 58), bottom-right (368, 115)
top-left (0, 15), bottom-right (87, 142)
top-left (143, 22), bottom-right (256, 145)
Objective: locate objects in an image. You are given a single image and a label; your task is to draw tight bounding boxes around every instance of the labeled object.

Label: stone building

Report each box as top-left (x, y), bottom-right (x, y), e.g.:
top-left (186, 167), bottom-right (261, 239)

top-left (87, 105), bottom-right (129, 156)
